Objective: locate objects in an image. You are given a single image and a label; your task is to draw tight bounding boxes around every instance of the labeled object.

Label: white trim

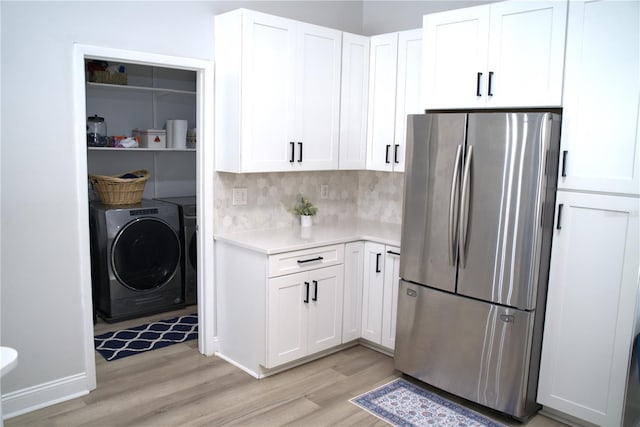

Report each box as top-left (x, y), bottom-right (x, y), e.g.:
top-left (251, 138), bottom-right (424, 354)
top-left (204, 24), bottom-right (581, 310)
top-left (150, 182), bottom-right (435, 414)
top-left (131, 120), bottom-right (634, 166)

top-left (72, 43), bottom-right (216, 393)
top-left (2, 374), bottom-right (89, 420)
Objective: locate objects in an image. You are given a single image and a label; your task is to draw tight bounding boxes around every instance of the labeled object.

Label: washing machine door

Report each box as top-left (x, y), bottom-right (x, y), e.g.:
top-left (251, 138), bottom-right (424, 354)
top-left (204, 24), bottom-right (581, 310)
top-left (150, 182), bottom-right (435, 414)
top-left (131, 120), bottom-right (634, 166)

top-left (111, 218), bottom-right (180, 291)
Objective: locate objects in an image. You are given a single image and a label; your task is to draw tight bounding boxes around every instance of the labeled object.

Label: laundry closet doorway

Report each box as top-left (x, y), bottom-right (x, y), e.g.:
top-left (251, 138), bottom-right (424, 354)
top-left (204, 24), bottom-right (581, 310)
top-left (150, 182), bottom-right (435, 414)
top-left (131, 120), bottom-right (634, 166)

top-left (72, 44), bottom-right (215, 391)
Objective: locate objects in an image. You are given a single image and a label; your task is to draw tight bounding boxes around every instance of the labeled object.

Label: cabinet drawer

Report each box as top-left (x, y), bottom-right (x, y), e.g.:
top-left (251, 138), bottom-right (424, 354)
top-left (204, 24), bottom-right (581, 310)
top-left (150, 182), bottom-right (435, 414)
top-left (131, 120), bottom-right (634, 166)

top-left (268, 244), bottom-right (344, 277)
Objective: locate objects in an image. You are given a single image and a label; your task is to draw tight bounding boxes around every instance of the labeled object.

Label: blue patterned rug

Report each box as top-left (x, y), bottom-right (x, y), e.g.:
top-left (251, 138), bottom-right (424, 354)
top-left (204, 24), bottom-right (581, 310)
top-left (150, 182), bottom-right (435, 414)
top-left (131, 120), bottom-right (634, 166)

top-left (94, 313), bottom-right (198, 361)
top-left (350, 378), bottom-right (506, 427)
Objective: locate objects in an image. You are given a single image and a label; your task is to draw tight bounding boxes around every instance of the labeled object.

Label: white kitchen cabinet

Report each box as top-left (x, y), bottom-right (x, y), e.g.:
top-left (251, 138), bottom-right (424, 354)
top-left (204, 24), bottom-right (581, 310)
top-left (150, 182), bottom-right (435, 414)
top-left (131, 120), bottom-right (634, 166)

top-left (366, 29), bottom-right (422, 172)
top-left (422, 1), bottom-right (566, 109)
top-left (339, 34), bottom-right (369, 170)
top-left (215, 241), bottom-right (345, 377)
top-left (267, 264), bottom-right (344, 368)
top-left (361, 242), bottom-right (401, 350)
top-left (557, 0), bottom-right (640, 196)
top-left (380, 247), bottom-right (400, 350)
top-left (342, 241), bottom-right (364, 342)
top-left (214, 9), bottom-right (341, 173)
top-left (538, 191), bottom-right (640, 427)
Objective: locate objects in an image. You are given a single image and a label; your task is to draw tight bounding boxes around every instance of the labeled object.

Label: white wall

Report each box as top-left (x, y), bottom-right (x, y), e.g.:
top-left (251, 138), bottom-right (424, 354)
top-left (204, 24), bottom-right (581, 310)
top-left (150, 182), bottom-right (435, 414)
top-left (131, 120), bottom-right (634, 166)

top-left (362, 0), bottom-right (496, 34)
top-left (0, 0), bottom-right (363, 418)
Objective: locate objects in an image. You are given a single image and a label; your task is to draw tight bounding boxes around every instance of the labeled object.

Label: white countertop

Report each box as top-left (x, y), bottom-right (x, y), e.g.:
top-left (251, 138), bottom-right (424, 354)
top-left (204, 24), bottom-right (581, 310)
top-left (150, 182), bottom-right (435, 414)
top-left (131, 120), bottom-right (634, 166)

top-left (214, 219), bottom-right (401, 254)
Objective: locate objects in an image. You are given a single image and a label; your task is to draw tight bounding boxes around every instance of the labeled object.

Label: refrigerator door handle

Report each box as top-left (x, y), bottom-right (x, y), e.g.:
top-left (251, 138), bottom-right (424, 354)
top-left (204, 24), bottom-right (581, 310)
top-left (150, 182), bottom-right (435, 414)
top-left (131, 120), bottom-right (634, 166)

top-left (449, 145), bottom-right (463, 265)
top-left (459, 144), bottom-right (473, 267)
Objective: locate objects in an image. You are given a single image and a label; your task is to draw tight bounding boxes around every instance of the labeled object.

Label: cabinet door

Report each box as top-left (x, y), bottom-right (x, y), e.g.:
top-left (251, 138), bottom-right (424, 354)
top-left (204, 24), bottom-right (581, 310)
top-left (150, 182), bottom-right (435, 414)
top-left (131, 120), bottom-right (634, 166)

top-left (267, 271), bottom-right (308, 368)
top-left (342, 242), bottom-right (364, 342)
top-left (381, 247), bottom-right (400, 350)
top-left (366, 33), bottom-right (399, 172)
top-left (422, 5), bottom-right (490, 109)
top-left (361, 242), bottom-right (386, 343)
top-left (307, 265), bottom-right (344, 354)
top-left (485, 1), bottom-right (566, 107)
top-left (393, 29), bottom-right (422, 173)
top-left (241, 11), bottom-right (297, 172)
top-left (558, 0), bottom-right (640, 195)
top-left (294, 23), bottom-right (341, 171)
top-left (339, 33), bottom-right (369, 170)
top-left (538, 191), bottom-right (640, 426)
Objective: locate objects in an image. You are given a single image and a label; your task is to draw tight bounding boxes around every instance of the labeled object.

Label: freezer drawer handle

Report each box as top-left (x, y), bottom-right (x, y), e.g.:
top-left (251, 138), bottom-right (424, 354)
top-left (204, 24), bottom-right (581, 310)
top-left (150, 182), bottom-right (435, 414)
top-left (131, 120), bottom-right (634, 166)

top-left (556, 204), bottom-right (564, 230)
top-left (387, 250), bottom-right (400, 256)
top-left (312, 280), bottom-right (318, 301)
top-left (304, 282), bottom-right (310, 303)
top-left (297, 256), bottom-right (324, 264)
top-left (375, 253), bottom-right (382, 272)
top-left (385, 145), bottom-right (391, 164)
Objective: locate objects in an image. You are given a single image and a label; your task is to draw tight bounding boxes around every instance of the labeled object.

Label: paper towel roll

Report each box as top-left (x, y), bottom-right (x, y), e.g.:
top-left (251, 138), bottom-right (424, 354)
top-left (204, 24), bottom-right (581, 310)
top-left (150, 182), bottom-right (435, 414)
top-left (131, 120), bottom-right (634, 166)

top-left (166, 119), bottom-right (188, 149)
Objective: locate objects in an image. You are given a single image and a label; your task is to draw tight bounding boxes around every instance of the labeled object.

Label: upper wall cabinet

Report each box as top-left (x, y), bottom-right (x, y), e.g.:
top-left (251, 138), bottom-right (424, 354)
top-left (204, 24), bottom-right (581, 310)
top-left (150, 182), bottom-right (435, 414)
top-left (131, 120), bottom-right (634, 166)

top-left (339, 33), bottom-right (370, 170)
top-left (557, 0), bottom-right (640, 196)
top-left (422, 1), bottom-right (567, 109)
top-left (215, 9), bottom-right (342, 172)
top-left (366, 29), bottom-right (422, 172)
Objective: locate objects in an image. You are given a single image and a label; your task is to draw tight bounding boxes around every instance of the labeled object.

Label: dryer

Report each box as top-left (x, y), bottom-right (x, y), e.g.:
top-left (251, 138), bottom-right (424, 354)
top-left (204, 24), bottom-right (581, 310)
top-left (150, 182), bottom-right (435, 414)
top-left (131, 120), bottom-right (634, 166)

top-left (155, 196), bottom-right (197, 306)
top-left (89, 199), bottom-right (184, 322)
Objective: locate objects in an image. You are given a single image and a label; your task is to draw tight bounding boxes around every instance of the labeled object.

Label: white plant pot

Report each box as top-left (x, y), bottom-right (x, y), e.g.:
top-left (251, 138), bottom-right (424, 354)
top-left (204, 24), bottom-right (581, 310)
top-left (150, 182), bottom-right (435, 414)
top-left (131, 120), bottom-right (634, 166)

top-left (300, 215), bottom-right (313, 227)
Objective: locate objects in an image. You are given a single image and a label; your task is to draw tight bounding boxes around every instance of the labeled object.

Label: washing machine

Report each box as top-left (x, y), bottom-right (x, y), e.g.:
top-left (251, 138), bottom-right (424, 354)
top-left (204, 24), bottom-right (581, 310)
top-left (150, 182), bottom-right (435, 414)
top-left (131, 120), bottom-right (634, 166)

top-left (155, 196), bottom-right (197, 306)
top-left (89, 199), bottom-right (184, 323)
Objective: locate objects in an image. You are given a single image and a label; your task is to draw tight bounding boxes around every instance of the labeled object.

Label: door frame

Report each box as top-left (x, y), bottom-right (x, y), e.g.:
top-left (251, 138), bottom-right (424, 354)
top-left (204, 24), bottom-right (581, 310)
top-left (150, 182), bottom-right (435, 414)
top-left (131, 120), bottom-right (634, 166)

top-left (72, 44), bottom-right (216, 391)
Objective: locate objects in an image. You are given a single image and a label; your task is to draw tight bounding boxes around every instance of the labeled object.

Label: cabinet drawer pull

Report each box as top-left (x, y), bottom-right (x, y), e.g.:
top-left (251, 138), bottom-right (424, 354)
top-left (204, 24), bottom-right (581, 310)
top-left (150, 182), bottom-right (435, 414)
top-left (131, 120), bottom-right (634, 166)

top-left (556, 203), bottom-right (564, 231)
top-left (297, 256), bottom-right (324, 264)
top-left (394, 144), bottom-right (400, 164)
top-left (375, 253), bottom-right (381, 273)
top-left (487, 71), bottom-right (494, 96)
top-left (476, 72), bottom-right (483, 97)
top-left (290, 142), bottom-right (295, 163)
top-left (298, 142), bottom-right (303, 163)
top-left (304, 281), bottom-right (310, 303)
top-left (385, 145), bottom-right (391, 164)
top-left (312, 280), bottom-right (318, 301)
top-left (386, 250), bottom-right (400, 256)
top-left (561, 150), bottom-right (568, 177)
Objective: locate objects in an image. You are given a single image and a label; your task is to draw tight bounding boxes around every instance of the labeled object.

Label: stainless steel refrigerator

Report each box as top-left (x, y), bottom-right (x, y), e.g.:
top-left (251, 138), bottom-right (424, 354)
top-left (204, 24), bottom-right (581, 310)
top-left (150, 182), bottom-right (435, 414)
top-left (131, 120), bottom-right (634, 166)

top-left (395, 111), bottom-right (561, 420)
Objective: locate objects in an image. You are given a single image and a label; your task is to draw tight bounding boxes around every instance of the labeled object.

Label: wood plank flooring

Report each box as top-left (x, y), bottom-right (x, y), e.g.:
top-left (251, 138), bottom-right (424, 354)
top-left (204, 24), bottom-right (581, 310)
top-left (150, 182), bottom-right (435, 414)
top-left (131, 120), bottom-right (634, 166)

top-left (6, 308), bottom-right (568, 426)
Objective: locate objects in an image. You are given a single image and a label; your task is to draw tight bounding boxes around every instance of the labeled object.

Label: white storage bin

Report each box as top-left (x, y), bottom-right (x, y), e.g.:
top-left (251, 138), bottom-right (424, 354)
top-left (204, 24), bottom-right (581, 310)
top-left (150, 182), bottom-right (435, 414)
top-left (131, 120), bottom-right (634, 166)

top-left (133, 129), bottom-right (166, 149)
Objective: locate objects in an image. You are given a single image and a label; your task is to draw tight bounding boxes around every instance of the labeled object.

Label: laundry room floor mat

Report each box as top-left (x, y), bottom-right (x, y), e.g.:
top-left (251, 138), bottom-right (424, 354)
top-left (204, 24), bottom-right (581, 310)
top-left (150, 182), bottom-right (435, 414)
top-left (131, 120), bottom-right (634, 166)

top-left (94, 313), bottom-right (198, 361)
top-left (350, 378), bottom-right (507, 427)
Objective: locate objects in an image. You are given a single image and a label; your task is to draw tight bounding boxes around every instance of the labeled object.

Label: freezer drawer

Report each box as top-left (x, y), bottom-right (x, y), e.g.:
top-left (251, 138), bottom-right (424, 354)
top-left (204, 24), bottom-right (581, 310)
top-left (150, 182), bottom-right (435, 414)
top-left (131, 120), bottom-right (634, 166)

top-left (394, 280), bottom-right (538, 418)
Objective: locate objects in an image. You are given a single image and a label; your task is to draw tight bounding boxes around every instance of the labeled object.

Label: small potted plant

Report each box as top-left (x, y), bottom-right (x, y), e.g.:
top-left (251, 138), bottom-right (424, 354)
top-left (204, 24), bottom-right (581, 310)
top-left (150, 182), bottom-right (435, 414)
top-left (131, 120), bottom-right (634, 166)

top-left (291, 195), bottom-right (318, 227)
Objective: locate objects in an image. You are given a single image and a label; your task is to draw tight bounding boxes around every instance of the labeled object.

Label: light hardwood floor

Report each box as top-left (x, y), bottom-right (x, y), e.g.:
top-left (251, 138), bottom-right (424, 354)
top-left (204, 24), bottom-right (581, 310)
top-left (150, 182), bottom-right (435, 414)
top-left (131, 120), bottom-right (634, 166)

top-left (6, 308), bottom-right (568, 426)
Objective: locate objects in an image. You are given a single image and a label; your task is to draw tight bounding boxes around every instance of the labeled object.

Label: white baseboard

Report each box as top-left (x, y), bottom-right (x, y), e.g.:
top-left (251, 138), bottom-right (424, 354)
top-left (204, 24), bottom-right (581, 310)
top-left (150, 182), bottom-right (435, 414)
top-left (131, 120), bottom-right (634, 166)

top-left (2, 373), bottom-right (89, 420)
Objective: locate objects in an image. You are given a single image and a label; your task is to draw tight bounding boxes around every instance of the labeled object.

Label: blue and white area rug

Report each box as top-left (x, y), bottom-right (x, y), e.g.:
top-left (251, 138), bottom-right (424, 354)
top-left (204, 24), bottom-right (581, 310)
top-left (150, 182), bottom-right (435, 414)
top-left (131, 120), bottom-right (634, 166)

top-left (350, 378), bottom-right (506, 427)
top-left (94, 313), bottom-right (198, 361)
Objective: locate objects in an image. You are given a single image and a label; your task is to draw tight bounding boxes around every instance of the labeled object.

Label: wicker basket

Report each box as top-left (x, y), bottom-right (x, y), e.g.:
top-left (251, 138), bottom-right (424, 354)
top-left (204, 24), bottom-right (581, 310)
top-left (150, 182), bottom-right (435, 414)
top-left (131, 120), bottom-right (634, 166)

top-left (89, 70), bottom-right (128, 85)
top-left (89, 170), bottom-right (150, 205)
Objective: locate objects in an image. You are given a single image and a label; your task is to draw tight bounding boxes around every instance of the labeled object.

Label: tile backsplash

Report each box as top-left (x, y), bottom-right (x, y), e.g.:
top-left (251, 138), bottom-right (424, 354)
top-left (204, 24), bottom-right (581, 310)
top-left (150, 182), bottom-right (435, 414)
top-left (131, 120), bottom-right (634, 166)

top-left (214, 170), bottom-right (404, 234)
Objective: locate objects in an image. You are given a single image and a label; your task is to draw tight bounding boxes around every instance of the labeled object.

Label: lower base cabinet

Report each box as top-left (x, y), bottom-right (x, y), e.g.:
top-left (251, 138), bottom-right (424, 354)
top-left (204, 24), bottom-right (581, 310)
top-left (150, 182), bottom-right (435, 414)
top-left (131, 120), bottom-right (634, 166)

top-left (267, 265), bottom-right (344, 368)
top-left (537, 191), bottom-right (640, 426)
top-left (361, 242), bottom-right (401, 350)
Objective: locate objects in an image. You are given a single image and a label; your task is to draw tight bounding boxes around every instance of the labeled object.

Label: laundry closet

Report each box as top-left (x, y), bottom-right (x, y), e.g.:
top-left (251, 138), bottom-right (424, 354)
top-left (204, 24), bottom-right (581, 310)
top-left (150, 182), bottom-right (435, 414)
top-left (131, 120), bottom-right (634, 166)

top-left (85, 60), bottom-right (198, 324)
